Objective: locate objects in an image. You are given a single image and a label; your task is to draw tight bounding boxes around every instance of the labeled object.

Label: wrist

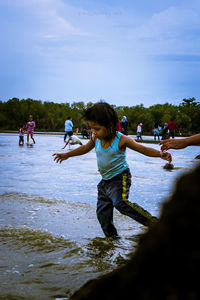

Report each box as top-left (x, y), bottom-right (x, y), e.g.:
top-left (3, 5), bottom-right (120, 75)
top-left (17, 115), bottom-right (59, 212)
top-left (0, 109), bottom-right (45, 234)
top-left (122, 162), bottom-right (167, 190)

top-left (184, 138), bottom-right (190, 147)
top-left (64, 152), bottom-right (69, 158)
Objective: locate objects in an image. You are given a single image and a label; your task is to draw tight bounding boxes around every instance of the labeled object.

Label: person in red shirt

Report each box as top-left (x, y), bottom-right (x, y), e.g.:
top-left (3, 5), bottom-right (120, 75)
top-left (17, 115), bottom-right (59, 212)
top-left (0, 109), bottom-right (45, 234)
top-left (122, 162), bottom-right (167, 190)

top-left (117, 119), bottom-right (121, 132)
top-left (166, 118), bottom-right (180, 138)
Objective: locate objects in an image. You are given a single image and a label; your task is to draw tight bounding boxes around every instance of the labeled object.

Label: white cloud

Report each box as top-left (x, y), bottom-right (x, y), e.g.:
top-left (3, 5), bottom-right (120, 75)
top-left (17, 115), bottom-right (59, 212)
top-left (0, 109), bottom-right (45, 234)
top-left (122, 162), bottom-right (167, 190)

top-left (127, 6), bottom-right (200, 54)
top-left (7, 0), bottom-right (89, 39)
top-left (39, 12), bottom-right (88, 39)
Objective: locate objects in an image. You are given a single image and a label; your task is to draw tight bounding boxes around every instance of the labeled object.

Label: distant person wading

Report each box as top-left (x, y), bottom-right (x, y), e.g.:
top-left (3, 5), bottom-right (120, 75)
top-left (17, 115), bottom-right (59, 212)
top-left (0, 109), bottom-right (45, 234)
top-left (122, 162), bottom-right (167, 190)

top-left (136, 123), bottom-right (143, 141)
top-left (64, 116), bottom-right (73, 142)
top-left (121, 116), bottom-right (128, 135)
top-left (166, 118), bottom-right (180, 139)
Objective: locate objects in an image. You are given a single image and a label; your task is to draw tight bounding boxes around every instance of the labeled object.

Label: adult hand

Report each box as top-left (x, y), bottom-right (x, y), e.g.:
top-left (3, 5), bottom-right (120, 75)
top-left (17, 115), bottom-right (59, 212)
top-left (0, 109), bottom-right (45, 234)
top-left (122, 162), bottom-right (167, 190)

top-left (159, 139), bottom-right (187, 151)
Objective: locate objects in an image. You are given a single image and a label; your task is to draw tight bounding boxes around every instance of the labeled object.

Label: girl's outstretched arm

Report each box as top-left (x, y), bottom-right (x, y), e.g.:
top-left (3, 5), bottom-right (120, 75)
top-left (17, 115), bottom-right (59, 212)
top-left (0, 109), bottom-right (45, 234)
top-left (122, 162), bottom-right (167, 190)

top-left (120, 135), bottom-right (172, 163)
top-left (53, 137), bottom-right (96, 164)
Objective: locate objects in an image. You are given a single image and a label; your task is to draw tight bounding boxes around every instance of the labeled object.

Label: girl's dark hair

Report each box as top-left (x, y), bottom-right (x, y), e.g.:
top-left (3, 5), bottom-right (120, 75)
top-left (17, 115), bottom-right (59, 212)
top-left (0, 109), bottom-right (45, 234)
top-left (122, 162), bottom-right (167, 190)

top-left (83, 102), bottom-right (118, 136)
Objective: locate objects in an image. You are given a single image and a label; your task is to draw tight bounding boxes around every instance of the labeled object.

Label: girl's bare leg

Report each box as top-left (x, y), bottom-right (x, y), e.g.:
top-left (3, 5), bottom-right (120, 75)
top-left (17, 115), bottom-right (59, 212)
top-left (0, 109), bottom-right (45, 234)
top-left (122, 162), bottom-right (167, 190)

top-left (31, 134), bottom-right (35, 144)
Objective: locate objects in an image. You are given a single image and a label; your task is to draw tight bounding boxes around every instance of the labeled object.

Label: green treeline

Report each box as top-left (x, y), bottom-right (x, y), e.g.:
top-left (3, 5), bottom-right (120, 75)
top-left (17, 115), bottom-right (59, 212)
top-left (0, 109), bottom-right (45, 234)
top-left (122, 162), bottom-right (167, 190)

top-left (0, 97), bottom-right (200, 134)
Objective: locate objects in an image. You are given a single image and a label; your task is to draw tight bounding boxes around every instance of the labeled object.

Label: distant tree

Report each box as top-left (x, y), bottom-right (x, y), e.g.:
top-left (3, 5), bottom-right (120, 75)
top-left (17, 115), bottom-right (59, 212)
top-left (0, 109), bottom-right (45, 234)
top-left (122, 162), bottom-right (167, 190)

top-left (179, 98), bottom-right (200, 132)
top-left (0, 97), bottom-right (199, 134)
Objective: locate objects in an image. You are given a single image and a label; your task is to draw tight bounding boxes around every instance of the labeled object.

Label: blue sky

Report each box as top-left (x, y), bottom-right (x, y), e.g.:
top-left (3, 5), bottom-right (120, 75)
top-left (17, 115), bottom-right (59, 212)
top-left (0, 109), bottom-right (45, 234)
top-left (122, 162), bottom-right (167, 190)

top-left (0, 0), bottom-right (200, 107)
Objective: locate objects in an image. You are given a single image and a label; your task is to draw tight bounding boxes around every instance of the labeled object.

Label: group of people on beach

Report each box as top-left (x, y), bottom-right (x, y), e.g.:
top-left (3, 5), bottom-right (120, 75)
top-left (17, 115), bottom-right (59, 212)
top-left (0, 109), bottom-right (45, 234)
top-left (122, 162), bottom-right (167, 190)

top-left (137, 119), bottom-right (180, 141)
top-left (115, 116), bottom-right (181, 142)
top-left (153, 118), bottom-right (181, 141)
top-left (19, 115), bottom-right (36, 145)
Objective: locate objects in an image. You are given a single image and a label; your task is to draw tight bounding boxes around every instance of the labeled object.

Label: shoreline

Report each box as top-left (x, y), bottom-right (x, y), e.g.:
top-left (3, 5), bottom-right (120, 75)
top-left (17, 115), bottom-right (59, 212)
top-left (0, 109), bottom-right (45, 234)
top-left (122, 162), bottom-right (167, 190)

top-left (1, 130), bottom-right (200, 146)
top-left (0, 130), bottom-right (64, 135)
top-left (0, 130), bottom-right (189, 136)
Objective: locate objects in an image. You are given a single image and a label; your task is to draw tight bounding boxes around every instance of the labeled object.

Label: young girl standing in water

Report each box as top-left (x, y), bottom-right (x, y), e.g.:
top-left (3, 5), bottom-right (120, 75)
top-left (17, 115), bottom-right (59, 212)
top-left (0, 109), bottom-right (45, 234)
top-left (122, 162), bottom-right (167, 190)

top-left (26, 115), bottom-right (36, 144)
top-left (53, 102), bottom-right (172, 238)
top-left (19, 125), bottom-right (25, 145)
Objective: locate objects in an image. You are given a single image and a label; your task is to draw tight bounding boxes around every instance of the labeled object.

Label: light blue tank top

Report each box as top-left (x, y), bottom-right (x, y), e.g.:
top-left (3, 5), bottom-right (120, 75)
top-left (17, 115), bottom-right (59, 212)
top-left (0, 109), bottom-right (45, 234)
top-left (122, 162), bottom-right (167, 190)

top-left (95, 132), bottom-right (129, 180)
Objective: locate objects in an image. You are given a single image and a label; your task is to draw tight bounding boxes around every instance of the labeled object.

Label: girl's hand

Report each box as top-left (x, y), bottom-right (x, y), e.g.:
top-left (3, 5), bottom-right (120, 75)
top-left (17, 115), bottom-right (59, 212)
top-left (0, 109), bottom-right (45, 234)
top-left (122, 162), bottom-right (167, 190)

top-left (160, 151), bottom-right (172, 163)
top-left (53, 153), bottom-right (68, 164)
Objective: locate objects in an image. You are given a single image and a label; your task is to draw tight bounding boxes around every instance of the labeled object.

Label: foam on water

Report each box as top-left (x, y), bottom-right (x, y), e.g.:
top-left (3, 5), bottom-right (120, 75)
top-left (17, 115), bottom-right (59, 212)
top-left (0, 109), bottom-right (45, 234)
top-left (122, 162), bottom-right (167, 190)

top-left (0, 225), bottom-right (76, 252)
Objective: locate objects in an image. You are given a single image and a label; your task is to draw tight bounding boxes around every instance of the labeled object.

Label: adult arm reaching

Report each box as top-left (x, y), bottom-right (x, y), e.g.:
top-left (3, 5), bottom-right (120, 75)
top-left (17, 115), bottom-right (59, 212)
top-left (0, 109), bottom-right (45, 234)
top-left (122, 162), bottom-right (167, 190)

top-left (159, 134), bottom-right (200, 151)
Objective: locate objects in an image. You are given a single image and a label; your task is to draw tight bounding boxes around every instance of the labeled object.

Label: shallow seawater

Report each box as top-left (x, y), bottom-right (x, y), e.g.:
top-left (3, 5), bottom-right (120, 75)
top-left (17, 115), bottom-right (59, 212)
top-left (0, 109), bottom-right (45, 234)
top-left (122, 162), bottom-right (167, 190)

top-left (0, 133), bottom-right (199, 299)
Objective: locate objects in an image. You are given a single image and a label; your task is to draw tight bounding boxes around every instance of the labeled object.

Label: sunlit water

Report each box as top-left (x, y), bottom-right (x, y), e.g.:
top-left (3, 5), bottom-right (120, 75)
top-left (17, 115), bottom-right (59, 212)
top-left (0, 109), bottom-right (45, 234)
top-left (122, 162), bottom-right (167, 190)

top-left (0, 133), bottom-right (199, 299)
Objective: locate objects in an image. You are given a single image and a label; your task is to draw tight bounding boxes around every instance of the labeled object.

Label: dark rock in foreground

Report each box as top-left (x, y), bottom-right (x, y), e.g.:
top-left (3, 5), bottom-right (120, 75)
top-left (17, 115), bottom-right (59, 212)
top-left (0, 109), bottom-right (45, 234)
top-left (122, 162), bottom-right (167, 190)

top-left (70, 164), bottom-right (200, 300)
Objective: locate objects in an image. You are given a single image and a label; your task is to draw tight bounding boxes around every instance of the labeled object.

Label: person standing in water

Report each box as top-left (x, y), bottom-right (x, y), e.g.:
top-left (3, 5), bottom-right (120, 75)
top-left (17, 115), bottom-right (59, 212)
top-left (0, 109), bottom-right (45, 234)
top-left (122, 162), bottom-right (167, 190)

top-left (121, 116), bottom-right (128, 135)
top-left (26, 115), bottom-right (36, 144)
top-left (19, 125), bottom-right (25, 145)
top-left (166, 118), bottom-right (180, 139)
top-left (53, 102), bottom-right (172, 238)
top-left (64, 116), bottom-right (73, 142)
top-left (136, 123), bottom-right (143, 141)
top-left (153, 122), bottom-right (161, 141)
